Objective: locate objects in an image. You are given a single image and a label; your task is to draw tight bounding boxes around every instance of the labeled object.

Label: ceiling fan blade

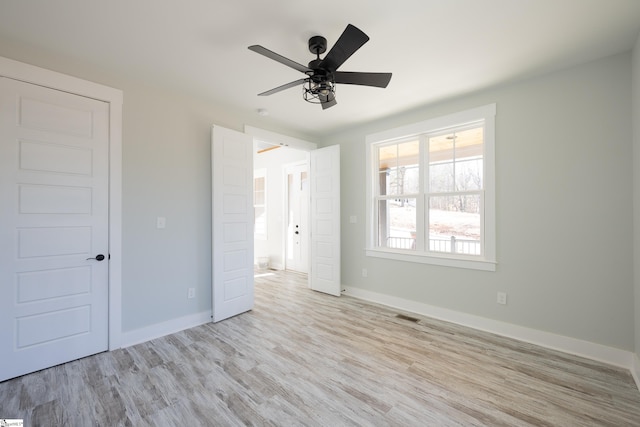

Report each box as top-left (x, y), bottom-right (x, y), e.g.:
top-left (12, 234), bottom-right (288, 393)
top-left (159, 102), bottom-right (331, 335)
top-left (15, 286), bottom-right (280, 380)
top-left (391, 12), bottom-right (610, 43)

top-left (319, 24), bottom-right (369, 72)
top-left (258, 78), bottom-right (307, 96)
top-left (334, 71), bottom-right (392, 88)
top-left (320, 93), bottom-right (337, 110)
top-left (248, 45), bottom-right (311, 73)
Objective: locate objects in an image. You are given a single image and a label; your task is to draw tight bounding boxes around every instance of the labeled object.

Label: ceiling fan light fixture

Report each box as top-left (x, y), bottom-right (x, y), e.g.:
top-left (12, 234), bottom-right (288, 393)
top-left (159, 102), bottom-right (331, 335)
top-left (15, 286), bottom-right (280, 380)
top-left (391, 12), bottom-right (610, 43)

top-left (303, 79), bottom-right (336, 104)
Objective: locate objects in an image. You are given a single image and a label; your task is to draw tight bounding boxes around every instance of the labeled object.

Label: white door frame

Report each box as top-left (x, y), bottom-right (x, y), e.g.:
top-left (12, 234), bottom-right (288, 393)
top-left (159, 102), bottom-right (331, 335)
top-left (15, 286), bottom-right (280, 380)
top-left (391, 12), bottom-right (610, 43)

top-left (0, 56), bottom-right (123, 350)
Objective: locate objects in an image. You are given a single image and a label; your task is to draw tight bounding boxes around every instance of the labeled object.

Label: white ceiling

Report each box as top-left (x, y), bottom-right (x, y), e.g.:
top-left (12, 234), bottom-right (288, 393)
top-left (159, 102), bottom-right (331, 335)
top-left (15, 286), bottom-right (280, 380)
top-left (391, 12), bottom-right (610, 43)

top-left (1, 0), bottom-right (639, 139)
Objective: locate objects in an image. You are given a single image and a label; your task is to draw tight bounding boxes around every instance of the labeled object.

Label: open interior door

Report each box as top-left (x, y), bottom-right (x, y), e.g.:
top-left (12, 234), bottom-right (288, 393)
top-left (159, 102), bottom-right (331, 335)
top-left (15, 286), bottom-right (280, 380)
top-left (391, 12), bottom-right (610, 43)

top-left (309, 145), bottom-right (341, 296)
top-left (211, 125), bottom-right (254, 322)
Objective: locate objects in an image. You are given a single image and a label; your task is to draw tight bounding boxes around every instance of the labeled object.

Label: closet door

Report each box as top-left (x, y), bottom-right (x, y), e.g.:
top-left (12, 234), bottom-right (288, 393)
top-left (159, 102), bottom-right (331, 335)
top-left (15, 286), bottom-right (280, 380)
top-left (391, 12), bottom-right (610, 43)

top-left (0, 77), bottom-right (110, 381)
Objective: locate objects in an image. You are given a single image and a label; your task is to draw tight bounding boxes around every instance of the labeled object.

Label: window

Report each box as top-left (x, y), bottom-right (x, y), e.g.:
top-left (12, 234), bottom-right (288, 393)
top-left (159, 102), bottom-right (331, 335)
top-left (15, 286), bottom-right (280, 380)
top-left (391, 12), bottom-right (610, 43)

top-left (366, 104), bottom-right (496, 271)
top-left (254, 169), bottom-right (267, 240)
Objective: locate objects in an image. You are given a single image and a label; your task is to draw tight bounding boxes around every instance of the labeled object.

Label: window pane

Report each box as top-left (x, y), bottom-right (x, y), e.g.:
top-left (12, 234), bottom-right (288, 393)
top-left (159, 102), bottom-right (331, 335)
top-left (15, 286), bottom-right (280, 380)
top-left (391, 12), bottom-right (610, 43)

top-left (386, 165), bottom-right (418, 196)
top-left (429, 134), bottom-right (454, 193)
top-left (429, 195), bottom-right (481, 255)
top-left (254, 176), bottom-right (265, 204)
top-left (378, 143), bottom-right (395, 196)
top-left (455, 126), bottom-right (483, 190)
top-left (429, 133), bottom-right (454, 162)
top-left (378, 140), bottom-right (419, 196)
top-left (377, 198), bottom-right (416, 250)
top-left (254, 176), bottom-right (265, 191)
top-left (429, 162), bottom-right (454, 193)
top-left (378, 144), bottom-right (397, 169)
top-left (402, 165), bottom-right (420, 194)
top-left (454, 126), bottom-right (483, 161)
top-left (429, 125), bottom-right (484, 193)
top-left (385, 168), bottom-right (402, 196)
top-left (378, 145), bottom-right (397, 196)
top-left (398, 140), bottom-right (419, 166)
top-left (455, 158), bottom-right (483, 191)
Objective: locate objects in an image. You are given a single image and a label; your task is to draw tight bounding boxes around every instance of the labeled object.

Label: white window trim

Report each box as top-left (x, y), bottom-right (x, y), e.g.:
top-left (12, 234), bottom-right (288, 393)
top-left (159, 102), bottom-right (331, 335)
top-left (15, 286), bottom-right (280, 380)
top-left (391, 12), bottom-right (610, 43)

top-left (365, 104), bottom-right (496, 271)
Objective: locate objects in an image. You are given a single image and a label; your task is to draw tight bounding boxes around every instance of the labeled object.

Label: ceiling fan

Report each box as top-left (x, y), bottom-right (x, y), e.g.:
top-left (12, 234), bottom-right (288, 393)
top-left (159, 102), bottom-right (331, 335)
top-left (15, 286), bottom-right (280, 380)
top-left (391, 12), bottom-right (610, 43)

top-left (248, 24), bottom-right (392, 110)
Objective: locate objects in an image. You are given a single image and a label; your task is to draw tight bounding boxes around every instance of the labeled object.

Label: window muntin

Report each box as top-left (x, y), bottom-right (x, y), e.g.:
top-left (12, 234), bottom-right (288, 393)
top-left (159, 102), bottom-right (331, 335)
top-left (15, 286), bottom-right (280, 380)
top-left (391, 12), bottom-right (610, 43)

top-left (366, 104), bottom-right (495, 270)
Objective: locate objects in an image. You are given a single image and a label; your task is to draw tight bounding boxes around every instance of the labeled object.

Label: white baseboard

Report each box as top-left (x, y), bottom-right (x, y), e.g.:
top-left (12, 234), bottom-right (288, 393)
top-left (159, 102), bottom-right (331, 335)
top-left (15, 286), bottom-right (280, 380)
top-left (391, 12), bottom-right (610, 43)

top-left (254, 263), bottom-right (284, 271)
top-left (121, 310), bottom-right (212, 348)
top-left (632, 354), bottom-right (640, 391)
top-left (343, 286), bottom-right (635, 372)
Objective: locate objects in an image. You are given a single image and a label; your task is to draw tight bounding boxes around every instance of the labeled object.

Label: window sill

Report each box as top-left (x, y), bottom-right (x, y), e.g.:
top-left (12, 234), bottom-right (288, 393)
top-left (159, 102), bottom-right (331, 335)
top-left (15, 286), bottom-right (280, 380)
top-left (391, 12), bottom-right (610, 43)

top-left (365, 248), bottom-right (496, 272)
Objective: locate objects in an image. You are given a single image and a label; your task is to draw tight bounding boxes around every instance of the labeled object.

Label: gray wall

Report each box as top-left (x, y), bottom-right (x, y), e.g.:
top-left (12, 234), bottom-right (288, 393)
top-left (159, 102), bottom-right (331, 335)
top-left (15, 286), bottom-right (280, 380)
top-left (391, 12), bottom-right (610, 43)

top-left (633, 34), bottom-right (640, 358)
top-left (323, 52), bottom-right (635, 351)
top-left (120, 86), bottom-right (219, 330)
top-left (0, 39), bottom-right (637, 351)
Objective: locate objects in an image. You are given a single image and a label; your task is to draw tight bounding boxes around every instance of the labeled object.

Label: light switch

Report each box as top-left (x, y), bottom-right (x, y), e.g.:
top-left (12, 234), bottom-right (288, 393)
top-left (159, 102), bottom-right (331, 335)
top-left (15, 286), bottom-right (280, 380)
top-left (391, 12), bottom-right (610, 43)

top-left (156, 216), bottom-right (166, 229)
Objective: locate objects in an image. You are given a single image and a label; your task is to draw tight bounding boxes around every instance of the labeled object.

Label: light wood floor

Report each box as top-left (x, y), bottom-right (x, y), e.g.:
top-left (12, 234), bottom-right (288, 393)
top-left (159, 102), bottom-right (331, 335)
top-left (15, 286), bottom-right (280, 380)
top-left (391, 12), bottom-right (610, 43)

top-left (1, 270), bottom-right (640, 426)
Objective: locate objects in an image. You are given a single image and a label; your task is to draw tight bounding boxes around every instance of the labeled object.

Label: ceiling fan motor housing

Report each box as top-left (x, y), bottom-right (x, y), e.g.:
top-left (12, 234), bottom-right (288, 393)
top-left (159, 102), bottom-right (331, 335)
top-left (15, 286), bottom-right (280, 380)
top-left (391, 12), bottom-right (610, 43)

top-left (308, 35), bottom-right (327, 55)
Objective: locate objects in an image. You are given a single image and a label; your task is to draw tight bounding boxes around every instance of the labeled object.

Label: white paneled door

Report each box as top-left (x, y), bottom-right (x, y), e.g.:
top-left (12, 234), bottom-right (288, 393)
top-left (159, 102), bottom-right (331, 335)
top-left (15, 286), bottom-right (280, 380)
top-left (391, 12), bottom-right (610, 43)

top-left (0, 77), bottom-right (110, 382)
top-left (309, 145), bottom-right (341, 296)
top-left (211, 125), bottom-right (254, 322)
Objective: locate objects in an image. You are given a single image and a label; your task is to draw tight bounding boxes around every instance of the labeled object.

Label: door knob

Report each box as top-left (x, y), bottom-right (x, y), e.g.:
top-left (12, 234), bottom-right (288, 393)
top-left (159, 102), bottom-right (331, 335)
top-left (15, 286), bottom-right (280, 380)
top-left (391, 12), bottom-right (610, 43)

top-left (86, 254), bottom-right (106, 261)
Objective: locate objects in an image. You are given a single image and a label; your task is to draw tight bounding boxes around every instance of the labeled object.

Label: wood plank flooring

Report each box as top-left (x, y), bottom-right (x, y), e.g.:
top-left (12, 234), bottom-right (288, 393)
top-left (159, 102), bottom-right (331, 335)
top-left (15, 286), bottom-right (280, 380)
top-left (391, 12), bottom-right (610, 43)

top-left (1, 269), bottom-right (639, 426)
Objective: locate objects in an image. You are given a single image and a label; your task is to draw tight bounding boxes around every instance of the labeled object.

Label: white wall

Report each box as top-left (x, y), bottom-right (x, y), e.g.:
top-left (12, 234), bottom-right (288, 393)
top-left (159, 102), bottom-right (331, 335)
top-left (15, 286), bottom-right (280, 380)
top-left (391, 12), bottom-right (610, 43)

top-left (254, 146), bottom-right (308, 269)
top-left (323, 52), bottom-right (635, 351)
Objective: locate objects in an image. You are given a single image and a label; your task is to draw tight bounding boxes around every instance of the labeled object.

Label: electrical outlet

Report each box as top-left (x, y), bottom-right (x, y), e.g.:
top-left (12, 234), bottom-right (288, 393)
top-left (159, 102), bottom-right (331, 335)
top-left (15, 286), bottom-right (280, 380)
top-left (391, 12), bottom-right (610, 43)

top-left (188, 288), bottom-right (195, 299)
top-left (497, 291), bottom-right (507, 305)
top-left (362, 268), bottom-right (368, 278)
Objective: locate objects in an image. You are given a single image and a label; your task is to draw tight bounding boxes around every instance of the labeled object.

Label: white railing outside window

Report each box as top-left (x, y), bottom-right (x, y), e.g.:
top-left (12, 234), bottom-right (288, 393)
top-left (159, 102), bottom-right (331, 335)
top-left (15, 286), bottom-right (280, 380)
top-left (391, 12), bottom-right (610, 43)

top-left (387, 236), bottom-right (480, 255)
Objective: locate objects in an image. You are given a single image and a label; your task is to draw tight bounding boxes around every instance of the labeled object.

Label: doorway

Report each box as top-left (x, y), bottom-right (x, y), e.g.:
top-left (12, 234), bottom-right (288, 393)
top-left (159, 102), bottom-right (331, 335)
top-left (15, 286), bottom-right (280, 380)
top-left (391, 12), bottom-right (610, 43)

top-left (244, 125), bottom-right (341, 297)
top-left (253, 143), bottom-right (309, 273)
top-left (285, 162), bottom-right (309, 273)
